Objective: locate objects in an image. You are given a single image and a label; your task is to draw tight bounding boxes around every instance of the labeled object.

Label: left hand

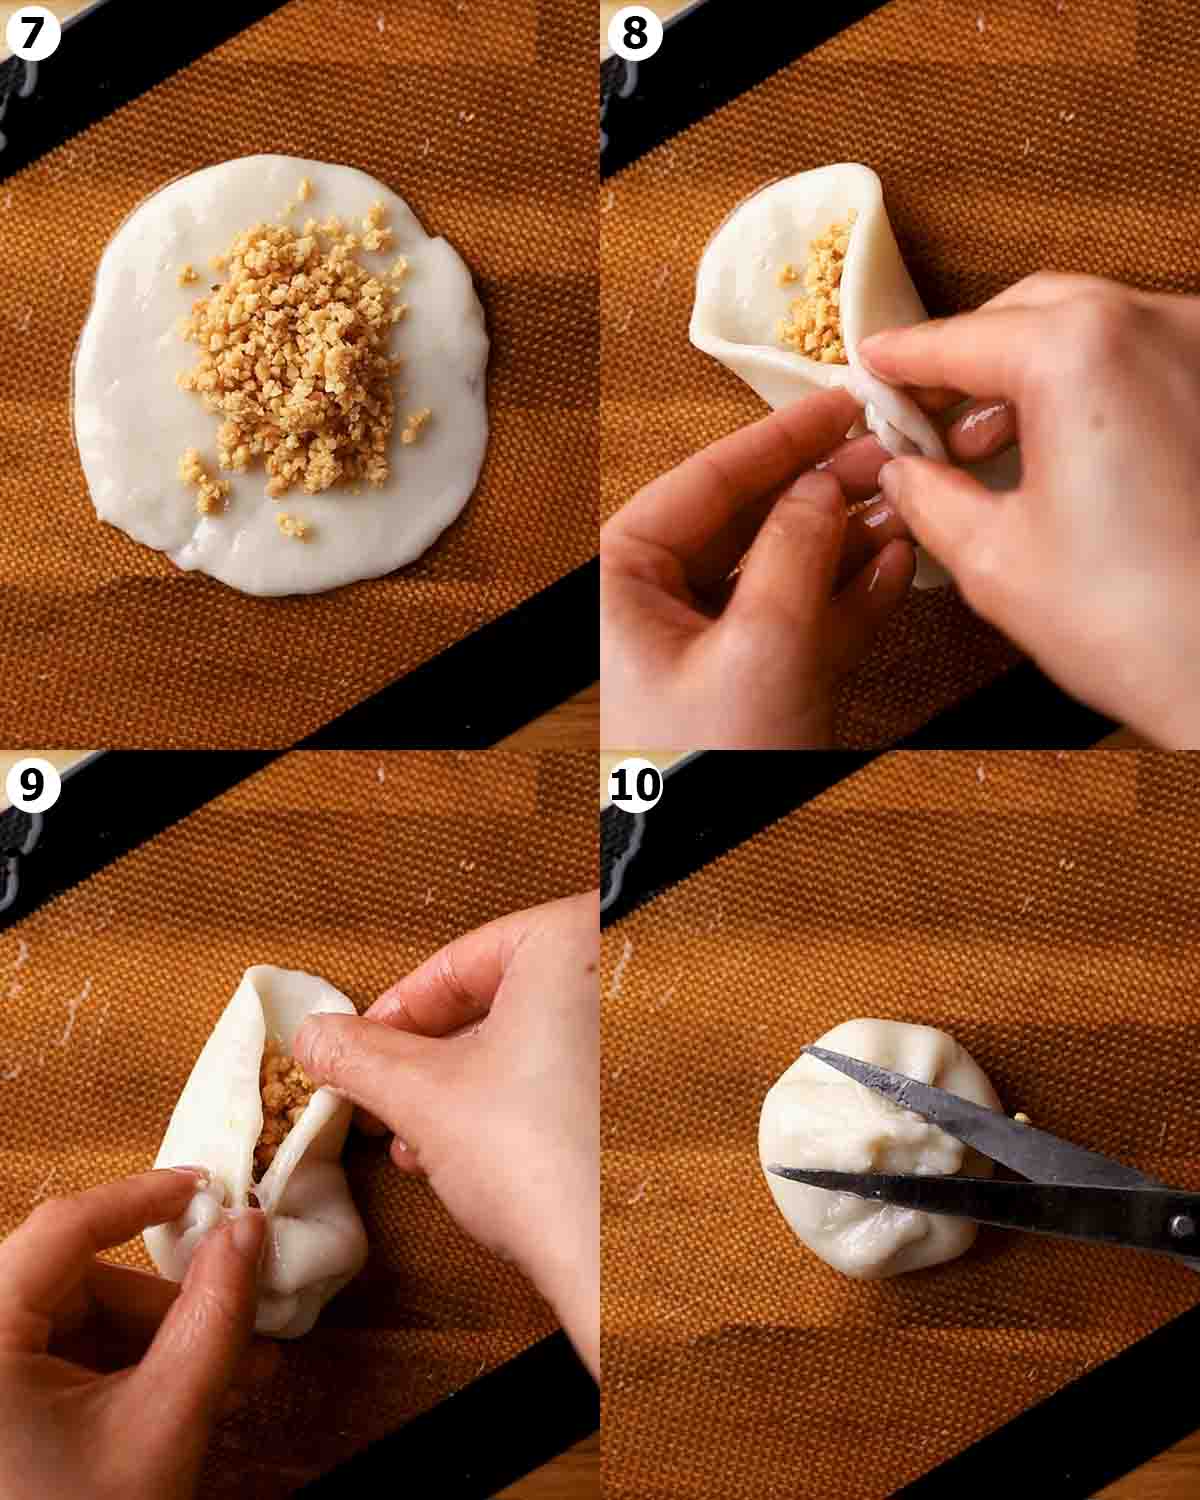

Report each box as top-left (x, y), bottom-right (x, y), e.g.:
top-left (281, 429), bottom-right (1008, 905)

top-left (600, 390), bottom-right (916, 749)
top-left (0, 1168), bottom-right (270, 1500)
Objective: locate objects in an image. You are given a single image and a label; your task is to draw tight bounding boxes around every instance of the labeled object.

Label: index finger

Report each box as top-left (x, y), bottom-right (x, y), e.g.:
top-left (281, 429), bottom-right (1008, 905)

top-left (603, 388), bottom-right (860, 586)
top-left (859, 306), bottom-right (1037, 403)
top-left (0, 1169), bottom-right (206, 1349)
top-left (368, 893), bottom-right (585, 1035)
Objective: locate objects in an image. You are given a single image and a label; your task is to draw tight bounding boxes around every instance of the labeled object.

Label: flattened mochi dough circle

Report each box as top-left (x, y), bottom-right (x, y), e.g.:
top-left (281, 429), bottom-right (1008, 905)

top-left (758, 1018), bottom-right (1002, 1279)
top-left (73, 154), bottom-right (489, 597)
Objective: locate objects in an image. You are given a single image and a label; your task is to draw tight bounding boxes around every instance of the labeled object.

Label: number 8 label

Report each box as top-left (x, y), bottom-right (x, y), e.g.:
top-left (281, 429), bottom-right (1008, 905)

top-left (608, 5), bottom-right (665, 63)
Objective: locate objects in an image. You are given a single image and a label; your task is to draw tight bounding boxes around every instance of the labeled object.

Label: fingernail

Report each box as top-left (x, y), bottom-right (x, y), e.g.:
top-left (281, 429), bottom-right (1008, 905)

top-left (958, 399), bottom-right (1007, 434)
top-left (229, 1208), bottom-right (266, 1259)
top-left (171, 1165), bottom-right (211, 1187)
top-left (863, 499), bottom-right (891, 528)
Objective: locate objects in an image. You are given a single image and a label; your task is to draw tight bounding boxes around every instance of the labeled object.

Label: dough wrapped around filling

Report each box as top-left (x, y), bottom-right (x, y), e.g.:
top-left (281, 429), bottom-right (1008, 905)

top-left (254, 1039), bottom-right (318, 1177)
top-left (776, 213), bottom-right (856, 365)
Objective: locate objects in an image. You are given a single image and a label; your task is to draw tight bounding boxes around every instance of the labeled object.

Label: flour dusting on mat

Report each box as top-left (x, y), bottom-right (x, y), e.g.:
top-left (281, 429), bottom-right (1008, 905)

top-left (608, 936), bottom-right (634, 999)
top-left (59, 978), bottom-right (93, 1047)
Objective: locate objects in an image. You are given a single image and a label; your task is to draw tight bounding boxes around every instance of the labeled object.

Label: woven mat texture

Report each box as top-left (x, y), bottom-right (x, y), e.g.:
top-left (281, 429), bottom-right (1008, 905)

top-left (0, 0), bottom-right (595, 747)
top-left (0, 748), bottom-right (596, 1497)
top-left (599, 0), bottom-right (1192, 744)
top-left (601, 750), bottom-right (1200, 1496)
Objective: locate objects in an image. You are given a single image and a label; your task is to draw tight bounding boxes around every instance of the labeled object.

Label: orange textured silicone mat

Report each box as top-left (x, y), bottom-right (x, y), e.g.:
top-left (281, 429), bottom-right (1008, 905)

top-left (0, 0), bottom-right (595, 747)
top-left (0, 749), bottom-right (596, 1498)
top-left (601, 750), bottom-right (1200, 1497)
top-left (600, 0), bottom-right (1195, 745)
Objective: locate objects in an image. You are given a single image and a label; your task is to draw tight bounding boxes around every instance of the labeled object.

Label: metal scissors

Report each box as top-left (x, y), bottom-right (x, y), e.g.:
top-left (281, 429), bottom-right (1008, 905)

top-left (766, 1046), bottom-right (1200, 1262)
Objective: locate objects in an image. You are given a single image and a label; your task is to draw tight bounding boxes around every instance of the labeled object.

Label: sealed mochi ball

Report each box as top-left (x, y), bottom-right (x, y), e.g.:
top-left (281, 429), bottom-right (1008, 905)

top-left (758, 1018), bottom-right (1002, 1279)
top-left (74, 154), bottom-right (489, 596)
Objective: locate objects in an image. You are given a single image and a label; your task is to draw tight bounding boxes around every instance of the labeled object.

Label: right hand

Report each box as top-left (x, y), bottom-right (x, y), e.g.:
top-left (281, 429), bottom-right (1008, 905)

top-left (860, 272), bottom-right (1200, 748)
top-left (293, 892), bottom-right (599, 1379)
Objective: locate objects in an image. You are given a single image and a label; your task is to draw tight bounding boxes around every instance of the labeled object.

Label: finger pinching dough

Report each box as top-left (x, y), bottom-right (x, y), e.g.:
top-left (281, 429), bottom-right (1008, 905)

top-left (691, 163), bottom-right (958, 588)
top-left (144, 965), bottom-right (368, 1338)
top-left (758, 1018), bottom-right (1002, 1279)
top-left (74, 154), bottom-right (489, 596)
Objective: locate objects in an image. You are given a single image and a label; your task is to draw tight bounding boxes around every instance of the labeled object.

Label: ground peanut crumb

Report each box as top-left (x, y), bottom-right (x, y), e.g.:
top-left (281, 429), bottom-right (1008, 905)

top-left (179, 447), bottom-right (204, 484)
top-left (390, 256), bottom-right (409, 280)
top-left (777, 210), bottom-right (857, 365)
top-left (178, 448), bottom-right (230, 515)
top-left (254, 1039), bottom-right (317, 1176)
top-left (177, 206), bottom-right (403, 501)
top-left (776, 263), bottom-right (799, 287)
top-left (177, 264), bottom-right (199, 287)
top-left (297, 176), bottom-right (313, 202)
top-left (400, 407), bottom-right (432, 445)
top-left (276, 512), bottom-right (312, 540)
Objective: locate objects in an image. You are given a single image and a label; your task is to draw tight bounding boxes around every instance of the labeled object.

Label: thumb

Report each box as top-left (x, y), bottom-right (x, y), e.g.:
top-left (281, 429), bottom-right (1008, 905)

top-left (118, 1210), bottom-right (264, 1467)
top-left (723, 471), bottom-right (847, 641)
top-left (878, 458), bottom-right (1009, 611)
top-left (828, 537), bottom-right (915, 675)
top-left (293, 1013), bottom-right (439, 1145)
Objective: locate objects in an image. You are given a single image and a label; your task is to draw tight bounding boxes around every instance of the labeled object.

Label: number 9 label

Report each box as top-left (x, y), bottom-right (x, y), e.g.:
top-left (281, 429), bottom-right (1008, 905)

top-left (5, 757), bottom-right (61, 814)
top-left (608, 5), bottom-right (665, 63)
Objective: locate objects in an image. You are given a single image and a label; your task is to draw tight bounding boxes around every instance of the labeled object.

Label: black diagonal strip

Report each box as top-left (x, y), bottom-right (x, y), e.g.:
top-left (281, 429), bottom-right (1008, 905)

top-left (297, 1332), bottom-right (598, 1499)
top-left (891, 1299), bottom-right (1200, 1498)
top-left (600, 751), bottom-right (878, 929)
top-left (896, 662), bottom-right (1116, 750)
top-left (0, 751), bottom-right (278, 932)
top-left (298, 559), bottom-right (598, 749)
top-left (600, 0), bottom-right (892, 179)
top-left (0, 0), bottom-right (291, 183)
top-left (601, 666), bottom-right (1115, 927)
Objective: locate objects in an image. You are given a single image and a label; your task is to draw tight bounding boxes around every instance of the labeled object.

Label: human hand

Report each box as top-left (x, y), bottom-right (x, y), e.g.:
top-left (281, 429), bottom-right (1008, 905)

top-left (0, 1169), bottom-right (268, 1500)
top-left (293, 892), bottom-right (599, 1379)
top-left (599, 390), bottom-right (916, 749)
top-left (861, 272), bottom-right (1200, 747)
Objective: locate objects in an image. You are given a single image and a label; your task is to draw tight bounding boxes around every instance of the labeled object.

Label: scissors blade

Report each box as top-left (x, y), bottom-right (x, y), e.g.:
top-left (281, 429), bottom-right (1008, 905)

top-left (803, 1046), bottom-right (1158, 1190)
top-left (765, 1168), bottom-right (1200, 1256)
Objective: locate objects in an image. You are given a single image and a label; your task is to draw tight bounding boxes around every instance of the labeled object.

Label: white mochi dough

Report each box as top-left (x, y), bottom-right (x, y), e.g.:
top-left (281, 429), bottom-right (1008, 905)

top-left (690, 163), bottom-right (1019, 590)
top-left (73, 154), bottom-right (489, 596)
top-left (758, 1018), bottom-right (1002, 1280)
top-left (144, 965), bottom-right (368, 1338)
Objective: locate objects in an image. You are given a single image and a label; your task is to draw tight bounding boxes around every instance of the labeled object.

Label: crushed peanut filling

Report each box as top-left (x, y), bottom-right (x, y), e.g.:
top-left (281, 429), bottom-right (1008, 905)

top-left (178, 447), bottom-right (231, 516)
top-left (254, 1039), bottom-right (318, 1177)
top-left (276, 511), bottom-right (311, 540)
top-left (177, 264), bottom-right (199, 288)
top-left (777, 211), bottom-right (856, 365)
top-left (400, 407), bottom-right (432, 446)
top-left (174, 179), bottom-right (425, 532)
